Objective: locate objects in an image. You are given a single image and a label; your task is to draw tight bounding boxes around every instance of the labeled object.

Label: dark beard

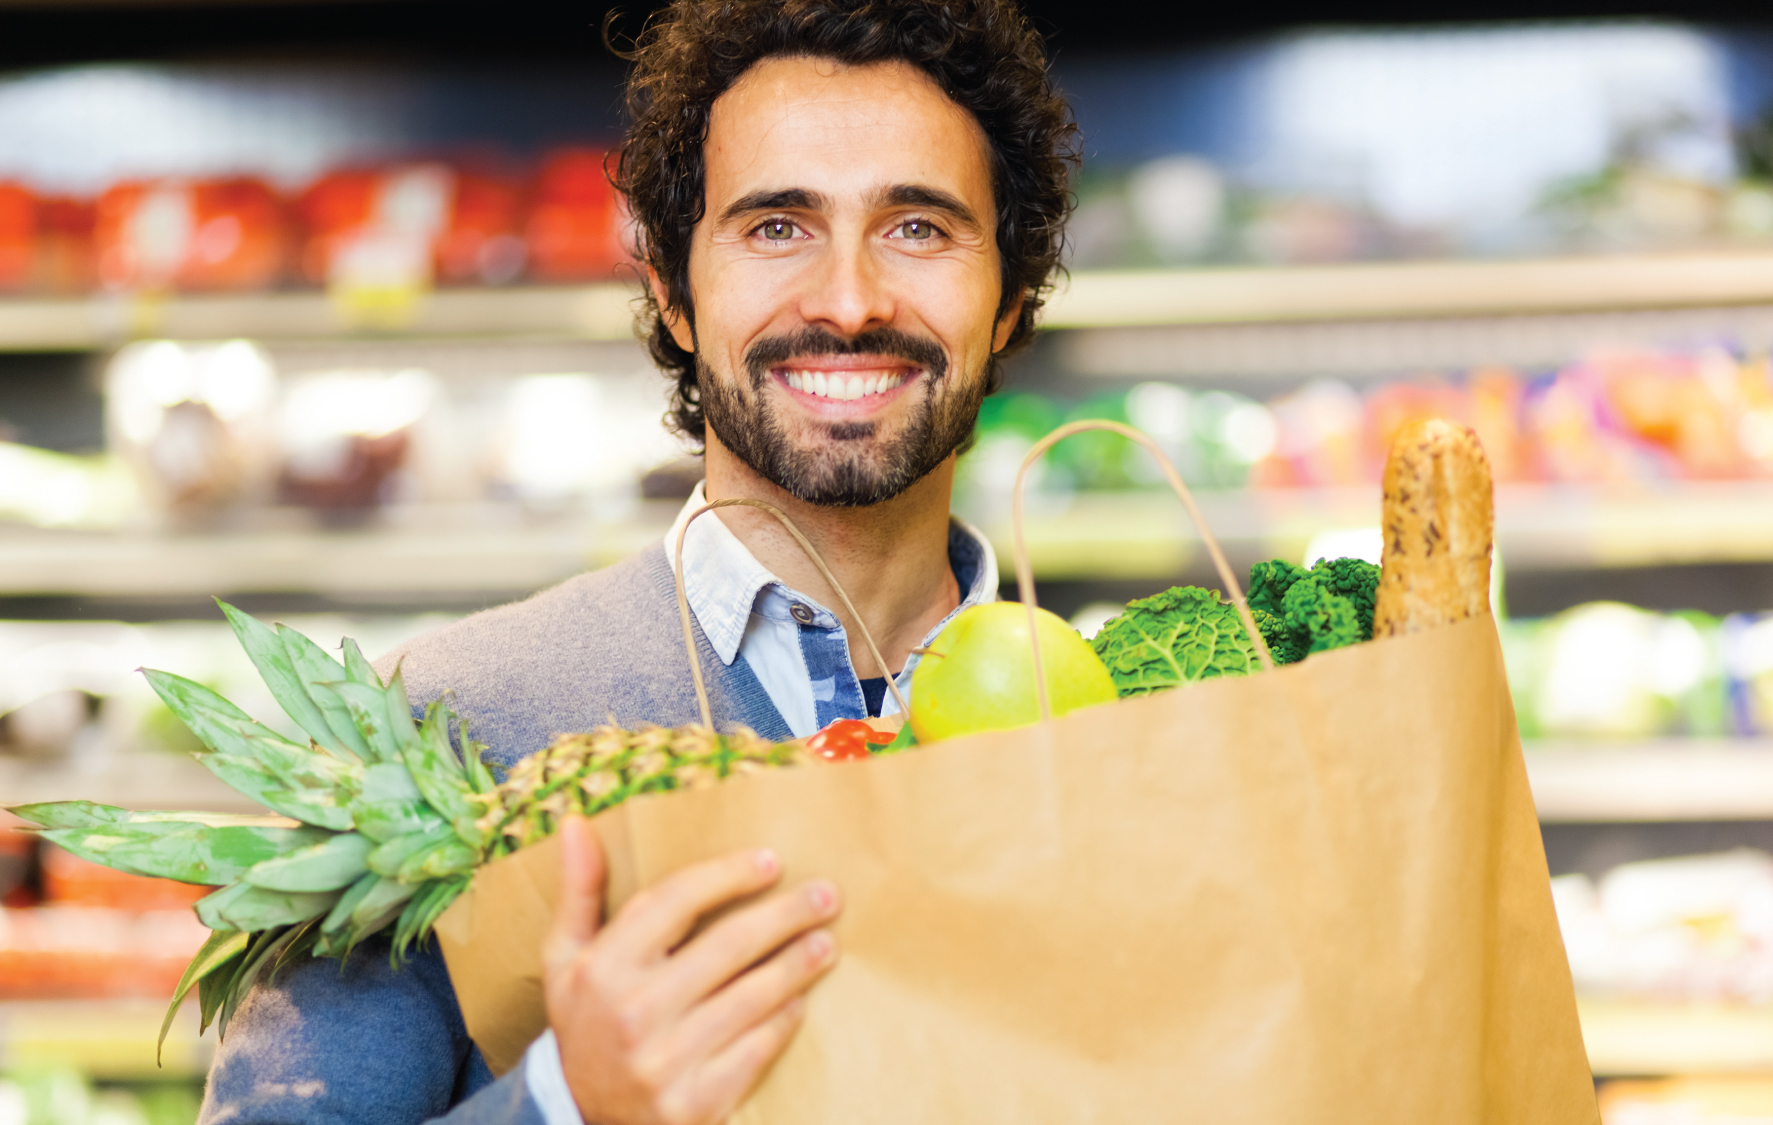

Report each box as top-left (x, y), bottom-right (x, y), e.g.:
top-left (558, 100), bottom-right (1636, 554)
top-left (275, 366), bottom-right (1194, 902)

top-left (697, 326), bottom-right (987, 508)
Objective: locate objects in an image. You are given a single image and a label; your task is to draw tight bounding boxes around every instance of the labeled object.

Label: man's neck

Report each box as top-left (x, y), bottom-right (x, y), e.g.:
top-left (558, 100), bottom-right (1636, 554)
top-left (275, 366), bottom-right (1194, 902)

top-left (700, 433), bottom-right (962, 678)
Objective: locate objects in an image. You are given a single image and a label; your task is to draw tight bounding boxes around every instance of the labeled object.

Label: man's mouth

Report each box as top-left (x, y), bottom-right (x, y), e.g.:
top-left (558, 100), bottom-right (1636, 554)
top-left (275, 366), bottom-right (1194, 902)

top-left (781, 369), bottom-right (911, 401)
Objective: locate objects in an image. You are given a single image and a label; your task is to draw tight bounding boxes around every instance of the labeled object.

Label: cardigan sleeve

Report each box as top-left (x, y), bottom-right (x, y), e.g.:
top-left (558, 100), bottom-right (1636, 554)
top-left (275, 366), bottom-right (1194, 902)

top-left (198, 938), bottom-right (545, 1125)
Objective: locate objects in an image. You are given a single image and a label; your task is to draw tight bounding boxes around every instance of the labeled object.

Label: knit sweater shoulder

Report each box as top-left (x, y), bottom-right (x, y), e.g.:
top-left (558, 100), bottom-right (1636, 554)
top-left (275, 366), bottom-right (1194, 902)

top-left (196, 541), bottom-right (791, 1125)
top-left (381, 539), bottom-right (794, 768)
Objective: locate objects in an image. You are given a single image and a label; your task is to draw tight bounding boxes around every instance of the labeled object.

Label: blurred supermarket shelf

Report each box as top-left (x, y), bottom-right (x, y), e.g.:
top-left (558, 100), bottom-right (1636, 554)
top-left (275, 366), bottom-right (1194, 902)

top-left (0, 283), bottom-right (642, 351)
top-left (1581, 997), bottom-right (1773, 1076)
top-left (1042, 252), bottom-right (1773, 329)
top-left (12, 483), bottom-right (1773, 597)
top-left (1062, 303), bottom-right (1773, 381)
top-left (0, 754), bottom-right (267, 814)
top-left (12, 252), bottom-right (1773, 352)
top-left (1526, 741), bottom-right (1773, 823)
top-left (0, 998), bottom-right (212, 1079)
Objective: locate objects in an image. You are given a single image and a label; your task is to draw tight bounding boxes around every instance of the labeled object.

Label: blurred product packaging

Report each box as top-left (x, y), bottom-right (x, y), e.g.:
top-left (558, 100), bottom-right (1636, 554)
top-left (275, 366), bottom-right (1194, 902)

top-left (1507, 604), bottom-right (1726, 740)
top-left (1553, 849), bottom-right (1773, 1003)
top-left (275, 367), bottom-right (438, 512)
top-left (94, 178), bottom-right (288, 293)
top-left (525, 148), bottom-right (630, 283)
top-left (296, 163), bottom-right (525, 303)
top-left (104, 340), bottom-right (278, 518)
top-left (485, 372), bottom-right (688, 508)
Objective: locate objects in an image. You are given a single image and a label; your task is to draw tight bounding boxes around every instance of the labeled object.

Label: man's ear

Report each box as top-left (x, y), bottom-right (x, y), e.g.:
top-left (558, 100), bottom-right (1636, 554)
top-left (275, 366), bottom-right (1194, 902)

top-left (646, 265), bottom-right (697, 354)
top-left (992, 290), bottom-right (1026, 353)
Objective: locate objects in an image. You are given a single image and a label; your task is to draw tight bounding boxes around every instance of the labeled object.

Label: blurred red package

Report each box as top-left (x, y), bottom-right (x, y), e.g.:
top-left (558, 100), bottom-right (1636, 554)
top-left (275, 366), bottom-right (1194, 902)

top-left (526, 147), bottom-right (631, 282)
top-left (41, 844), bottom-right (209, 912)
top-left (94, 177), bottom-right (288, 292)
top-left (0, 182), bottom-right (33, 290)
top-left (296, 163), bottom-right (525, 289)
top-left (35, 196), bottom-right (96, 293)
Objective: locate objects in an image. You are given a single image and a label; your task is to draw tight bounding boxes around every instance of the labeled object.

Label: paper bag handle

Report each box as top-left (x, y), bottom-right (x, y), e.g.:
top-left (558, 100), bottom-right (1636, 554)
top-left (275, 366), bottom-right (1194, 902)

top-left (673, 497), bottom-right (912, 730)
top-left (1012, 420), bottom-right (1276, 723)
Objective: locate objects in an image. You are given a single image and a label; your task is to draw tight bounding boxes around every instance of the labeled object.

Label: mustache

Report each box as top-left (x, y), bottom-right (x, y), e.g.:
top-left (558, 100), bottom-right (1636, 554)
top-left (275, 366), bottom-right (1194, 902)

top-left (744, 327), bottom-right (948, 390)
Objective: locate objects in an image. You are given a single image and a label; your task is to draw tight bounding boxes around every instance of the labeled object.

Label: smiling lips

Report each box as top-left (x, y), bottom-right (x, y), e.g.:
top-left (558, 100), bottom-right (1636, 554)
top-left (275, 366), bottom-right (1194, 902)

top-left (783, 370), bottom-right (911, 401)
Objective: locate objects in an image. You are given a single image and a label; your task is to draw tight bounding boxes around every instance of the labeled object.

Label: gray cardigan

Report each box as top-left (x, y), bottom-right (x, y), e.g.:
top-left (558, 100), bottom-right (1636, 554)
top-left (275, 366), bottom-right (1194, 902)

top-left (198, 542), bottom-right (793, 1125)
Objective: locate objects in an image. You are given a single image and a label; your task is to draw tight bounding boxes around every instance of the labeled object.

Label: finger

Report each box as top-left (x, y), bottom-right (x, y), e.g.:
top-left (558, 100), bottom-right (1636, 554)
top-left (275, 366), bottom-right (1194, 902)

top-left (659, 995), bottom-right (808, 1125)
top-left (650, 927), bottom-right (836, 1080)
top-left (544, 817), bottom-right (607, 976)
top-left (638, 880), bottom-right (839, 1026)
top-left (598, 846), bottom-right (782, 966)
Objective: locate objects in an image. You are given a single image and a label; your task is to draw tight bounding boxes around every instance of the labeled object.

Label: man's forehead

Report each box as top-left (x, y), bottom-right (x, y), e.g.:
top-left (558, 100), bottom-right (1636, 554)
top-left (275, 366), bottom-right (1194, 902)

top-left (705, 55), bottom-right (993, 211)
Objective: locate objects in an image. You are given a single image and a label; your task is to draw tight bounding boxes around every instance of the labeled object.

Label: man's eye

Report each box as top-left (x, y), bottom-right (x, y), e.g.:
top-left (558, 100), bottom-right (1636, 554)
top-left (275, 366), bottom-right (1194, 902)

top-left (755, 219), bottom-right (800, 242)
top-left (894, 219), bottom-right (942, 241)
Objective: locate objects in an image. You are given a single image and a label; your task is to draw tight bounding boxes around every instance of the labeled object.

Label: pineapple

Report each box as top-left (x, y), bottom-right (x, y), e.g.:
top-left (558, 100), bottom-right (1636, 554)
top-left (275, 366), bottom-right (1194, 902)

top-left (5, 601), bottom-right (810, 1055)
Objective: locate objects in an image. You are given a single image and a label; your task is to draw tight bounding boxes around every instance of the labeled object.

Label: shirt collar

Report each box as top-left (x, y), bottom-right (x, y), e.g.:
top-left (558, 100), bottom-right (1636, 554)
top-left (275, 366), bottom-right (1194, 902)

top-left (665, 481), bottom-right (999, 667)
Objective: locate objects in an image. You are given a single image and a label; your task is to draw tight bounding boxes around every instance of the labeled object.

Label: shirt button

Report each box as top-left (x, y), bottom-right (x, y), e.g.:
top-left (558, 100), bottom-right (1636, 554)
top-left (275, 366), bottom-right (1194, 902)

top-left (790, 602), bottom-right (816, 625)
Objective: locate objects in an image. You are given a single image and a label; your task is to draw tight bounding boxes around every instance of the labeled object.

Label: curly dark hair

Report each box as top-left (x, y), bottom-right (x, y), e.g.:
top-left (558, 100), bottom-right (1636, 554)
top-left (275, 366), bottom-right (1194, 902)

top-left (614, 0), bottom-right (1078, 445)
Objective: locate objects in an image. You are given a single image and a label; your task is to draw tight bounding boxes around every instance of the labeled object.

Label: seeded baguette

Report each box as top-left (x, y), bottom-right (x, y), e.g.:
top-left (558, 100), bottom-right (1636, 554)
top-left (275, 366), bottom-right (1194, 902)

top-left (1373, 418), bottom-right (1494, 636)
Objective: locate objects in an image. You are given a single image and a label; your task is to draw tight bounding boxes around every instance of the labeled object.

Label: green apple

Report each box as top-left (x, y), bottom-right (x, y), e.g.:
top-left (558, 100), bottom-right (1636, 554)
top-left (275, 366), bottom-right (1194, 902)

top-left (910, 602), bottom-right (1118, 742)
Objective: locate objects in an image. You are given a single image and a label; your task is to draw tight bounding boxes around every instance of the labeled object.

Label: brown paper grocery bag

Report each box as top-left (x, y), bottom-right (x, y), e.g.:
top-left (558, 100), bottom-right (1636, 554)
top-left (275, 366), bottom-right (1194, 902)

top-left (436, 423), bottom-right (1598, 1123)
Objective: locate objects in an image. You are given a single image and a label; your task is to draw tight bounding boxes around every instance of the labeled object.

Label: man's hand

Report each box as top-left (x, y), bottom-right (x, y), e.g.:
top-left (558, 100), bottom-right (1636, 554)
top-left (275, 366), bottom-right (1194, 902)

top-left (544, 817), bottom-right (840, 1125)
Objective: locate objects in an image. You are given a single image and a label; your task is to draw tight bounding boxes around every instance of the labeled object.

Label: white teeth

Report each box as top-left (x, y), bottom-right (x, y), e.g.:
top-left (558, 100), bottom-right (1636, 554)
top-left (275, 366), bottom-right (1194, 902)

top-left (787, 370), bottom-right (910, 398)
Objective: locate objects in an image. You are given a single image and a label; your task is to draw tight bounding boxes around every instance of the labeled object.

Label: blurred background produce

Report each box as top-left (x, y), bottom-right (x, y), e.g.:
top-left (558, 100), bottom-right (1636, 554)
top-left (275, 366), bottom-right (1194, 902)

top-left (11, 0), bottom-right (1773, 1120)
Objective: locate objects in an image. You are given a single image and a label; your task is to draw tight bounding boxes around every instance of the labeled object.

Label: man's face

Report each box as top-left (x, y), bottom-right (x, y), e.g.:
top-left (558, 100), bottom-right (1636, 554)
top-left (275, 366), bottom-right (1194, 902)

top-left (664, 56), bottom-right (1017, 507)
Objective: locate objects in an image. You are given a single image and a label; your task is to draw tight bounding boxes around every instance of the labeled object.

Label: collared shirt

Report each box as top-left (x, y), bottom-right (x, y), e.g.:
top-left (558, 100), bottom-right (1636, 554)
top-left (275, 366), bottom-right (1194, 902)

top-left (663, 481), bottom-right (998, 735)
top-left (524, 482), bottom-right (999, 1123)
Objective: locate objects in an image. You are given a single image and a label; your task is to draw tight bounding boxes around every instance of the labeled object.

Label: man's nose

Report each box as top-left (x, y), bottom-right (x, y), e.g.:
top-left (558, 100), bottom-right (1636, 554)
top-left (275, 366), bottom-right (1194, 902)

top-left (798, 240), bottom-right (896, 337)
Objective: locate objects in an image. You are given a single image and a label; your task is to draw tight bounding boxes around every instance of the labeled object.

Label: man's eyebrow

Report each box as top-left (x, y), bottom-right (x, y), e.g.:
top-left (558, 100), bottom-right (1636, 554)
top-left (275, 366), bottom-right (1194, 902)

top-left (873, 184), bottom-right (982, 230)
top-left (718, 188), bottom-right (828, 223)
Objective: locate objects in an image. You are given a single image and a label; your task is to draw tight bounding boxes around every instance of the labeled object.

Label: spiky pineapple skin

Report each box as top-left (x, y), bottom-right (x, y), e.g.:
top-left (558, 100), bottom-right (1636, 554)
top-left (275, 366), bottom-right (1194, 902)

top-left (482, 724), bottom-right (808, 855)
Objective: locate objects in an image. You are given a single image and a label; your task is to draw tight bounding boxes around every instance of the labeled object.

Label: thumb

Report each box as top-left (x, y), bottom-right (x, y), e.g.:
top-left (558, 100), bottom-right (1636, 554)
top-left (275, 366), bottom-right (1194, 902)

top-left (545, 816), bottom-right (607, 975)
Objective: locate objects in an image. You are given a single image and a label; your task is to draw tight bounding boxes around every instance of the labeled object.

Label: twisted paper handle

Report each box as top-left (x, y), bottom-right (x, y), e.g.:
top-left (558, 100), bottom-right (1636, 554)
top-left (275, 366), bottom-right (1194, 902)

top-left (674, 497), bottom-right (912, 729)
top-left (1011, 420), bottom-right (1275, 723)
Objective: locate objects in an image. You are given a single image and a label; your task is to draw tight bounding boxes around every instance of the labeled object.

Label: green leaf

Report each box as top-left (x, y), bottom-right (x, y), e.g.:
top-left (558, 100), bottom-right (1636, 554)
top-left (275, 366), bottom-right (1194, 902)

top-left (346, 876), bottom-right (418, 948)
top-left (349, 762), bottom-right (442, 842)
top-left (244, 833), bottom-right (372, 892)
top-left (1089, 586), bottom-right (1264, 698)
top-left (392, 875), bottom-right (469, 961)
top-left (195, 882), bottom-right (339, 931)
top-left (188, 750), bottom-right (356, 833)
top-left (159, 929), bottom-right (250, 1062)
top-left (143, 669), bottom-right (283, 756)
top-left (321, 872), bottom-right (380, 935)
top-left (402, 840), bottom-right (478, 882)
top-left (340, 638), bottom-right (382, 689)
top-left (43, 822), bottom-right (329, 884)
top-left (275, 623), bottom-right (373, 762)
top-left (218, 600), bottom-right (353, 759)
top-left (197, 941), bottom-right (249, 1035)
top-left (218, 924), bottom-right (312, 1041)
top-left (384, 669), bottom-right (422, 757)
top-left (322, 680), bottom-right (405, 765)
top-left (367, 824), bottom-right (456, 879)
top-left (6, 801), bottom-right (133, 830)
top-left (404, 707), bottom-right (476, 841)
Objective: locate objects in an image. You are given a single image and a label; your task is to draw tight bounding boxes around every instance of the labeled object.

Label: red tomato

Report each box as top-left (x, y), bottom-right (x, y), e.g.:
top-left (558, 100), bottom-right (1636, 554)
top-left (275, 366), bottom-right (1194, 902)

top-left (805, 718), bottom-right (897, 761)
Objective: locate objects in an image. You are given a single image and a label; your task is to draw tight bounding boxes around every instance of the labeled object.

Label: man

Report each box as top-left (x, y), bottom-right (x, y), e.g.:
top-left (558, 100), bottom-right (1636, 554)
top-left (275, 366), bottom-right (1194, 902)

top-left (200, 1), bottom-right (1075, 1122)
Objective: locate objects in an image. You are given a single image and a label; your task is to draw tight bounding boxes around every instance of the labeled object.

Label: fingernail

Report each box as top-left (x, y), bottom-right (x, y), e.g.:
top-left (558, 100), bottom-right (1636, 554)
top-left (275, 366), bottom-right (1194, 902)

top-left (805, 880), bottom-right (836, 912)
top-left (754, 848), bottom-right (779, 876)
top-left (805, 930), bottom-right (834, 962)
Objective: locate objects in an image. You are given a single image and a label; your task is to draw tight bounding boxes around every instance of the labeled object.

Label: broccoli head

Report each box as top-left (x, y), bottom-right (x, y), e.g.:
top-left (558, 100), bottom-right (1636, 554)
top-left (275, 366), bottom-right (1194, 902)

top-left (1089, 586), bottom-right (1265, 698)
top-left (1246, 556), bottom-right (1380, 663)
